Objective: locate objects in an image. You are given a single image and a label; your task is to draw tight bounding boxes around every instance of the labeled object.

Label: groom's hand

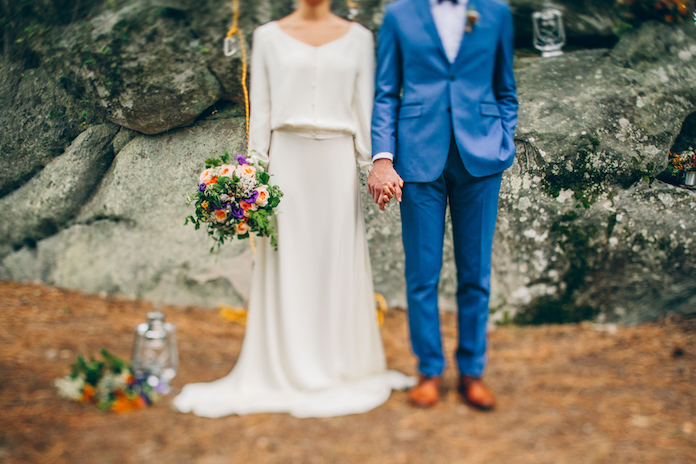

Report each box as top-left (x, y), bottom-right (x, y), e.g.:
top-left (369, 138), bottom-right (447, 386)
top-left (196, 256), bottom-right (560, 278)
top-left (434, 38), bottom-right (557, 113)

top-left (368, 159), bottom-right (404, 211)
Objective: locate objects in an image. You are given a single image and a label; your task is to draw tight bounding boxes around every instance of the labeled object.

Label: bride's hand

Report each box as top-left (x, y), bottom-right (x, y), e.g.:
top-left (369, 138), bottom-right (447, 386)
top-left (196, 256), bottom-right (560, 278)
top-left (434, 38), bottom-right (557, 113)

top-left (368, 159), bottom-right (403, 210)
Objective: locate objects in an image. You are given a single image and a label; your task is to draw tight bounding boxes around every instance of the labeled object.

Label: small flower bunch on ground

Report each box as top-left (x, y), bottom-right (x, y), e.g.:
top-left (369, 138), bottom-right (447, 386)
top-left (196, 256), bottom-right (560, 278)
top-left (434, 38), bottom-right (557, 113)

top-left (54, 349), bottom-right (159, 412)
top-left (186, 151), bottom-right (283, 251)
top-left (616, 0), bottom-right (695, 25)
top-left (668, 148), bottom-right (696, 176)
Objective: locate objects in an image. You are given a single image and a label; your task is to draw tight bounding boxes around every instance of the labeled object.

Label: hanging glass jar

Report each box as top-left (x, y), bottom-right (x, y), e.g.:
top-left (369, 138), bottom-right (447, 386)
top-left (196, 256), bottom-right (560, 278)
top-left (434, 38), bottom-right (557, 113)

top-left (131, 311), bottom-right (179, 394)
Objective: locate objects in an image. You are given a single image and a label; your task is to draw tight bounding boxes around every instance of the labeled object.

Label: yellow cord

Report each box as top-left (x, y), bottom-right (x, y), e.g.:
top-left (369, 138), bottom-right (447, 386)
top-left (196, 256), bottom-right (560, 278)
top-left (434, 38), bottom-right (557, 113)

top-left (219, 304), bottom-right (248, 325)
top-left (226, 0), bottom-right (250, 152)
top-left (220, 293), bottom-right (388, 327)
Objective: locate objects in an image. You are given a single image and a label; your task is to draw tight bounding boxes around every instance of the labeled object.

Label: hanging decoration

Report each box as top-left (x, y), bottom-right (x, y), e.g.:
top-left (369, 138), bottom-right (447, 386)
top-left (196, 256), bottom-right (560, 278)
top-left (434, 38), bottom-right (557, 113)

top-left (224, 0), bottom-right (250, 153)
top-left (347, 0), bottom-right (359, 21)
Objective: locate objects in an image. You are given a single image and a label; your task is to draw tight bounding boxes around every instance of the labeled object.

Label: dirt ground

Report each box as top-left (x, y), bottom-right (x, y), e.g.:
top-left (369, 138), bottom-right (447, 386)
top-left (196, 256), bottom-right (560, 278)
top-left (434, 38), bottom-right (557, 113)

top-left (1, 280), bottom-right (695, 464)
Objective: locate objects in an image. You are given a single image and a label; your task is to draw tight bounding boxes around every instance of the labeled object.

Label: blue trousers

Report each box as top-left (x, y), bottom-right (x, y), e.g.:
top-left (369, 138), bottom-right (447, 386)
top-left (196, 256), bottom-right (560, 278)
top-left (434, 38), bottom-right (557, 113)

top-left (400, 138), bottom-right (503, 378)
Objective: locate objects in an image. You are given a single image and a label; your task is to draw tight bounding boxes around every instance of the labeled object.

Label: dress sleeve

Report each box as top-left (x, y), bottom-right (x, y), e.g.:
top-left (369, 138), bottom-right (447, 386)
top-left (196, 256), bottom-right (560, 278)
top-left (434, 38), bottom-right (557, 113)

top-left (352, 30), bottom-right (376, 174)
top-left (248, 27), bottom-right (272, 166)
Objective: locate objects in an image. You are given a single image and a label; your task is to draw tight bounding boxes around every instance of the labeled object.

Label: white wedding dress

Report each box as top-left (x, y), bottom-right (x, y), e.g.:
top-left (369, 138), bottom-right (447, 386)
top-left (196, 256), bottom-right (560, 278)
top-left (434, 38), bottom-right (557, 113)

top-left (173, 21), bottom-right (415, 418)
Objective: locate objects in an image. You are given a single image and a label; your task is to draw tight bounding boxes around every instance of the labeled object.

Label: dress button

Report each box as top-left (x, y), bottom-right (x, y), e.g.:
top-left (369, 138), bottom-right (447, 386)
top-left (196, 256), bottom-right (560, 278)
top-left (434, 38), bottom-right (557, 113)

top-left (449, 75), bottom-right (455, 81)
top-left (447, 107), bottom-right (451, 113)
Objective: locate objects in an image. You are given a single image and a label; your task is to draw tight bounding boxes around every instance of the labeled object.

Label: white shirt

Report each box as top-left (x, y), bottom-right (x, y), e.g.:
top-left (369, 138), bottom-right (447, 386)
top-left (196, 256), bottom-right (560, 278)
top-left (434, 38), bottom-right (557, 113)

top-left (249, 21), bottom-right (375, 173)
top-left (431, 0), bottom-right (467, 63)
top-left (373, 0), bottom-right (468, 163)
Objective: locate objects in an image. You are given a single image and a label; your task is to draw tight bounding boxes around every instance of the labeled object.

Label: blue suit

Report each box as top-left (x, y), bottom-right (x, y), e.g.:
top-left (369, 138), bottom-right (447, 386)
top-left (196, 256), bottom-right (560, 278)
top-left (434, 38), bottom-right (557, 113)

top-left (371, 0), bottom-right (518, 377)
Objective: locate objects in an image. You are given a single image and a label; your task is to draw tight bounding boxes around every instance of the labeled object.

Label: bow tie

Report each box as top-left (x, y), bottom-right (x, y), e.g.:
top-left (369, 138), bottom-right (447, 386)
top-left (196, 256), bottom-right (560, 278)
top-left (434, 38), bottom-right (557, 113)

top-left (438, 0), bottom-right (458, 3)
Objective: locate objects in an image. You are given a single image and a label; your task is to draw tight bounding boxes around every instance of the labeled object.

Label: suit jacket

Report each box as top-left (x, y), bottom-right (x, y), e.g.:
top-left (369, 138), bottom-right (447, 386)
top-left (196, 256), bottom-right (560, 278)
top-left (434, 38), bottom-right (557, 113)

top-left (371, 0), bottom-right (518, 182)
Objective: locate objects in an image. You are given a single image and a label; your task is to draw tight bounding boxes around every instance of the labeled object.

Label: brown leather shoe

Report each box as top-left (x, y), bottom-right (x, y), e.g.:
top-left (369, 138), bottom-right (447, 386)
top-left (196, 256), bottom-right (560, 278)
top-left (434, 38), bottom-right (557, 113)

top-left (458, 375), bottom-right (496, 410)
top-left (408, 375), bottom-right (442, 407)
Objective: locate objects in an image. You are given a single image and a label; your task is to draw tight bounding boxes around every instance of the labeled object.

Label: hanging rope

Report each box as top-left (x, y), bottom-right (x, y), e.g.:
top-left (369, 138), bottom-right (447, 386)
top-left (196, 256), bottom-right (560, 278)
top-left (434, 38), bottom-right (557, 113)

top-left (225, 0), bottom-right (250, 153)
top-left (225, 0), bottom-right (255, 255)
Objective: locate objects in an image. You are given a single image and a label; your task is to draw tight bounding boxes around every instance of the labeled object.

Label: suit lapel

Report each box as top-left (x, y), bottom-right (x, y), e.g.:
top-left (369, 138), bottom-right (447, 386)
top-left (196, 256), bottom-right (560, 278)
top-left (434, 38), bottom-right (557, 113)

top-left (414, 0), bottom-right (449, 64)
top-left (452, 0), bottom-right (478, 68)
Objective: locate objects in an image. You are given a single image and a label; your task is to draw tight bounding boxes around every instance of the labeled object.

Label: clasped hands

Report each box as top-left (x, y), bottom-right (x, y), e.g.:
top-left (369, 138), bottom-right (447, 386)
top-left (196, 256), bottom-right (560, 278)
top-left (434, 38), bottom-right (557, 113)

top-left (367, 159), bottom-right (404, 211)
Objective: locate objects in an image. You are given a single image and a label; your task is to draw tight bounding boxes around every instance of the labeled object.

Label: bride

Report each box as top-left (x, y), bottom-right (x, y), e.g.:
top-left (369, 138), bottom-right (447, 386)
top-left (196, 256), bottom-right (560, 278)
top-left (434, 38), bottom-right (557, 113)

top-left (173, 0), bottom-right (414, 418)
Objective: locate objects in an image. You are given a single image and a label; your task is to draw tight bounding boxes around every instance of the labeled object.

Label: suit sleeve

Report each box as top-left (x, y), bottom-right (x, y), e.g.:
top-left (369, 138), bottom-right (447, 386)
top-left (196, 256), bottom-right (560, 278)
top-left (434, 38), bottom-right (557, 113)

top-left (493, 5), bottom-right (518, 158)
top-left (248, 28), bottom-right (272, 166)
top-left (352, 31), bottom-right (376, 174)
top-left (371, 9), bottom-right (402, 159)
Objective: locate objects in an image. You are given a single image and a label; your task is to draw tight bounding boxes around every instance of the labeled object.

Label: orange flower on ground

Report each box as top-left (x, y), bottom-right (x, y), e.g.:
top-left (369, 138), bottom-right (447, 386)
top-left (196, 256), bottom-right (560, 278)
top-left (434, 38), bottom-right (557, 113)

top-left (111, 394), bottom-right (147, 413)
top-left (81, 384), bottom-right (95, 403)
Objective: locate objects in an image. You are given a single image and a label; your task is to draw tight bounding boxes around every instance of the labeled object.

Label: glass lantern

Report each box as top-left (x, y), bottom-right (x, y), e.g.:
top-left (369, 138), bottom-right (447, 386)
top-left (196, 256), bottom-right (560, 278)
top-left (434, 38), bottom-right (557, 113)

top-left (224, 35), bottom-right (239, 57)
top-left (685, 171), bottom-right (696, 186)
top-left (532, 1), bottom-right (566, 58)
top-left (131, 311), bottom-right (179, 394)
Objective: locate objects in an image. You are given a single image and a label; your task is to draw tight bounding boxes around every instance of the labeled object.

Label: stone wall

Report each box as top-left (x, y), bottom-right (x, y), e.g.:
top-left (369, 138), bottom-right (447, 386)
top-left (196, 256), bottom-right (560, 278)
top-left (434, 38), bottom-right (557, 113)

top-left (1, 0), bottom-right (695, 323)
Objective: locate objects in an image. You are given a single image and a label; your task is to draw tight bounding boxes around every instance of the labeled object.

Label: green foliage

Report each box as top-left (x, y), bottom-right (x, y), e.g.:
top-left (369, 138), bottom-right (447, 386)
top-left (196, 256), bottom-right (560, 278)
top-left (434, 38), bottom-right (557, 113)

top-left (631, 154), bottom-right (658, 186)
top-left (615, 0), bottom-right (695, 26)
top-left (540, 138), bottom-right (607, 209)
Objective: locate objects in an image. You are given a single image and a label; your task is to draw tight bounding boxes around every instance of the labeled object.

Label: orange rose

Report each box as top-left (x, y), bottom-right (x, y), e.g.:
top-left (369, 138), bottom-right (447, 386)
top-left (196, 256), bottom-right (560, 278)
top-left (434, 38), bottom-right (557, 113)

top-left (219, 164), bottom-right (234, 178)
top-left (240, 201), bottom-right (253, 211)
top-left (237, 164), bottom-right (256, 178)
top-left (215, 209), bottom-right (228, 222)
top-left (199, 168), bottom-right (215, 185)
top-left (235, 221), bottom-right (250, 235)
top-left (255, 187), bottom-right (269, 207)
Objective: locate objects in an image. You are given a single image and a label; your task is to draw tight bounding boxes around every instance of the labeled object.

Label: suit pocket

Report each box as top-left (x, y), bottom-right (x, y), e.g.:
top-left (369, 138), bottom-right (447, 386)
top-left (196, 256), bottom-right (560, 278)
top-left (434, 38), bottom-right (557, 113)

top-left (480, 102), bottom-right (501, 117)
top-left (398, 103), bottom-right (422, 119)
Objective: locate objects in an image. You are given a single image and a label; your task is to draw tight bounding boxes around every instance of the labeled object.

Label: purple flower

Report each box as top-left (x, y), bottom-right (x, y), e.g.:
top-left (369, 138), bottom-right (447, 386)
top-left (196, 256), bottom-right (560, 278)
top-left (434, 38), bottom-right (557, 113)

top-left (198, 183), bottom-right (207, 192)
top-left (245, 190), bottom-right (259, 204)
top-left (230, 203), bottom-right (245, 219)
top-left (236, 154), bottom-right (249, 165)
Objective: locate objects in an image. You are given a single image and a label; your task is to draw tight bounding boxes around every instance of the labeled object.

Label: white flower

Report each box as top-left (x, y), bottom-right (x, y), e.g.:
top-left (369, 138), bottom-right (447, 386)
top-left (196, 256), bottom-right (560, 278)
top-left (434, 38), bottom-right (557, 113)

top-left (54, 375), bottom-right (85, 401)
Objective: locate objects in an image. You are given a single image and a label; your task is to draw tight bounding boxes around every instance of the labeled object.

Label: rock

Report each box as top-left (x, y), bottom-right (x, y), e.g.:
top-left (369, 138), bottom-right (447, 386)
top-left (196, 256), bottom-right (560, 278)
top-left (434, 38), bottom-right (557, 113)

top-left (1, 5), bottom-right (695, 325)
top-left (0, 123), bottom-right (120, 249)
top-left (493, 143), bottom-right (696, 325)
top-left (49, 2), bottom-right (224, 135)
top-left (0, 65), bottom-right (105, 198)
top-left (1, 117), bottom-right (253, 307)
top-left (515, 22), bottom-right (696, 191)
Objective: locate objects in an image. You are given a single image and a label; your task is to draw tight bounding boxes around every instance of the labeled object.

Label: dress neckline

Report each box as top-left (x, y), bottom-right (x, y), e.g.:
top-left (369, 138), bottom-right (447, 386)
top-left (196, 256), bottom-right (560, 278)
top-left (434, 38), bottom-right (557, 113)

top-left (273, 21), bottom-right (356, 49)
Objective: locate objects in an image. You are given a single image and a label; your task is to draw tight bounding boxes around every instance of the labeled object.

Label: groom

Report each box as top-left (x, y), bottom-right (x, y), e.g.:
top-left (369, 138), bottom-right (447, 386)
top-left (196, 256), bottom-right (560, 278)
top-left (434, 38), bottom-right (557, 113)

top-left (368, 0), bottom-right (517, 409)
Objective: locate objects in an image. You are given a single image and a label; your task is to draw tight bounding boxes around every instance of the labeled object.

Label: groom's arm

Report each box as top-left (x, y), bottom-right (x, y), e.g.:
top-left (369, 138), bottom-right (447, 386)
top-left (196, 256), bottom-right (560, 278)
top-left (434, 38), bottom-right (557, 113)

top-left (492, 5), bottom-right (518, 158)
top-left (372, 9), bottom-right (401, 158)
top-left (369, 9), bottom-right (404, 210)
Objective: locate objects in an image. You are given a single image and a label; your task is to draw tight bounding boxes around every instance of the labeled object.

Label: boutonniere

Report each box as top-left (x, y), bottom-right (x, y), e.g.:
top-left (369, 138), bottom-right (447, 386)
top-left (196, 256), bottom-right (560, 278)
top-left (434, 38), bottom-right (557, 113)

top-left (465, 8), bottom-right (480, 33)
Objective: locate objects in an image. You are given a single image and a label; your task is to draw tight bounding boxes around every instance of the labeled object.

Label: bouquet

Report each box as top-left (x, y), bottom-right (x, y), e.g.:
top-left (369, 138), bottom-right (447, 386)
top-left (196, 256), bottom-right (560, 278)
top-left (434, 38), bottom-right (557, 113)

top-left (186, 151), bottom-right (283, 251)
top-left (53, 349), bottom-right (159, 412)
top-left (668, 147), bottom-right (696, 176)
